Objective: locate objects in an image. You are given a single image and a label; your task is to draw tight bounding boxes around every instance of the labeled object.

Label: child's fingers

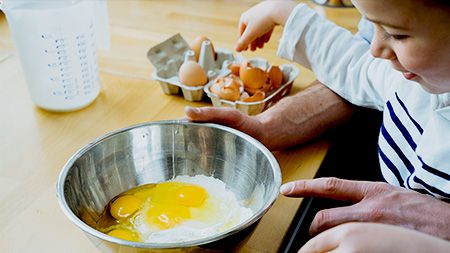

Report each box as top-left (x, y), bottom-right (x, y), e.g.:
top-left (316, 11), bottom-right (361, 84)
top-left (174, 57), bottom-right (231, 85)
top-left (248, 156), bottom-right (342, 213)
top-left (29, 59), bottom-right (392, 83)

top-left (298, 227), bottom-right (341, 253)
top-left (256, 37), bottom-right (264, 49)
top-left (238, 20), bottom-right (247, 38)
top-left (262, 30), bottom-right (273, 43)
top-left (236, 25), bottom-right (254, 52)
top-left (250, 40), bottom-right (258, 51)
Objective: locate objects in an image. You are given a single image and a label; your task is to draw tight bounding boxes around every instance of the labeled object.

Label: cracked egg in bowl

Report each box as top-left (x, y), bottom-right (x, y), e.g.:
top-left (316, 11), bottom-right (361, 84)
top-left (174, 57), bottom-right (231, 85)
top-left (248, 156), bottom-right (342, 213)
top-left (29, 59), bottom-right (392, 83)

top-left (57, 121), bottom-right (281, 251)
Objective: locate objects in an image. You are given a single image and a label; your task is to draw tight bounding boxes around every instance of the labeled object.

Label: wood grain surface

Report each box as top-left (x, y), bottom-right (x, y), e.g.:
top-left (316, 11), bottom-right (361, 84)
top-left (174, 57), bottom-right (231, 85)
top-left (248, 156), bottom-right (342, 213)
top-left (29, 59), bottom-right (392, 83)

top-left (0, 1), bottom-right (360, 252)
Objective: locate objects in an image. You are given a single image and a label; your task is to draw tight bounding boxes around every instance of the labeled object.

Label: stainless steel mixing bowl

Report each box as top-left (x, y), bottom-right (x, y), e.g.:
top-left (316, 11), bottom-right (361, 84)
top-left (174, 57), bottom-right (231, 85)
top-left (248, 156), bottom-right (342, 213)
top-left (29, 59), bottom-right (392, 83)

top-left (56, 120), bottom-right (281, 252)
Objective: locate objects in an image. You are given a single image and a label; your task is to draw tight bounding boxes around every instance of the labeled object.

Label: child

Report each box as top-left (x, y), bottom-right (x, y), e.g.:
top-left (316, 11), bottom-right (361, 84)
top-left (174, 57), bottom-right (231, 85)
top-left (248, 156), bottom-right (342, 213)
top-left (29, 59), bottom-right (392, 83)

top-left (299, 222), bottom-right (450, 253)
top-left (186, 0), bottom-right (450, 239)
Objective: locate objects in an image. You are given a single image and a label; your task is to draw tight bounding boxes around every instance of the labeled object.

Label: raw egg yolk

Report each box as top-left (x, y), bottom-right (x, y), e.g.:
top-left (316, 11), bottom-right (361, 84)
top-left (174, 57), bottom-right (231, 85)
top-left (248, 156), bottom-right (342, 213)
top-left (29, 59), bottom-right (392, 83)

top-left (110, 195), bottom-right (141, 220)
top-left (107, 228), bottom-right (137, 241)
top-left (175, 185), bottom-right (207, 207)
top-left (144, 182), bottom-right (208, 230)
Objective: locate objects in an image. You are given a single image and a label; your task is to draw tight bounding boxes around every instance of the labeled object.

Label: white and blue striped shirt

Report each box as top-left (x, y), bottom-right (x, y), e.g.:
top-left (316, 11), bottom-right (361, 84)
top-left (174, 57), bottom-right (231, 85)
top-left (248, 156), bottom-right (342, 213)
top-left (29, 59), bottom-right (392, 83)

top-left (278, 4), bottom-right (450, 200)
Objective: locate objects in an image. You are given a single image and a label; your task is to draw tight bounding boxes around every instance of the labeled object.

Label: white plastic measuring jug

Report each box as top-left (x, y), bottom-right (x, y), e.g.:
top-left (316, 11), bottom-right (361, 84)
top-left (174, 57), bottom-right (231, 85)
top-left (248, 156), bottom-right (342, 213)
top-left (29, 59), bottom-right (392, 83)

top-left (0, 0), bottom-right (110, 111)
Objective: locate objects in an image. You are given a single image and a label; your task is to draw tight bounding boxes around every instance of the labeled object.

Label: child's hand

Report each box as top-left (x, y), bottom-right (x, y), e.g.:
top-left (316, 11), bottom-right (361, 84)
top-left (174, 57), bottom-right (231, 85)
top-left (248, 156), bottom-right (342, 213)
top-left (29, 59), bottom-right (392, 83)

top-left (236, 0), bottom-right (297, 52)
top-left (299, 222), bottom-right (450, 253)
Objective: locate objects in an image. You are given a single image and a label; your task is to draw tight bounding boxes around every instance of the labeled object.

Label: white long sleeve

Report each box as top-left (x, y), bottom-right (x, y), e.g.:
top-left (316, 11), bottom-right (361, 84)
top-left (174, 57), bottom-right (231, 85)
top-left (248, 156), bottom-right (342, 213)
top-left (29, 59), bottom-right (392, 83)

top-left (278, 4), bottom-right (404, 111)
top-left (276, 4), bottom-right (450, 199)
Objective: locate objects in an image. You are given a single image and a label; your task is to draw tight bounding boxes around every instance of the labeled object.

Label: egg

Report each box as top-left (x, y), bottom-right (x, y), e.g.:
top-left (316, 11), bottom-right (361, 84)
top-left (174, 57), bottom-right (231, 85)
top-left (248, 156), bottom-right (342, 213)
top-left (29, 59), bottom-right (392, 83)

top-left (178, 61), bottom-right (208, 86)
top-left (94, 175), bottom-right (253, 243)
top-left (267, 65), bottom-right (283, 89)
top-left (239, 60), bottom-right (267, 90)
top-left (191, 35), bottom-right (216, 62)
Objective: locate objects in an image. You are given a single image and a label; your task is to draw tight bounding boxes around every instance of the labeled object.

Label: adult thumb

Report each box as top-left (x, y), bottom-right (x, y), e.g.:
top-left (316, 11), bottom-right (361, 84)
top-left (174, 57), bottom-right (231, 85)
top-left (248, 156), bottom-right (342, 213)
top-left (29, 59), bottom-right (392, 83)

top-left (184, 106), bottom-right (245, 126)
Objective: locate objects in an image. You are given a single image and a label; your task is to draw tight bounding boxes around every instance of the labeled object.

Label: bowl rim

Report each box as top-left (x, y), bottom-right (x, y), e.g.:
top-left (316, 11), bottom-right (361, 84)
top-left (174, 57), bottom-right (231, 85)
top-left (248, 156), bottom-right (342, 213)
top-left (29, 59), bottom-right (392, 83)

top-left (56, 120), bottom-right (282, 249)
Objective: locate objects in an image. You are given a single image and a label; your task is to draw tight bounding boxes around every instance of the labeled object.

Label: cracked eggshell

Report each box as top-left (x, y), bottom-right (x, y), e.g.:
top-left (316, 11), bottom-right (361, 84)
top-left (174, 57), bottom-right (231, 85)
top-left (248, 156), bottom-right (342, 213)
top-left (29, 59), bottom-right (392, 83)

top-left (210, 76), bottom-right (242, 102)
top-left (239, 60), bottom-right (267, 90)
top-left (267, 65), bottom-right (283, 89)
top-left (204, 59), bottom-right (300, 115)
top-left (241, 91), bottom-right (265, 103)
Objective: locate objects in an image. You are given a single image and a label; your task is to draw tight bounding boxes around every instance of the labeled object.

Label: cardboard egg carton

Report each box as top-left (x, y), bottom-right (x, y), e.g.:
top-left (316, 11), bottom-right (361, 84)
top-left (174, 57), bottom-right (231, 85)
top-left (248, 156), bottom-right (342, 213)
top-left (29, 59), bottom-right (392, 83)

top-left (203, 57), bottom-right (300, 115)
top-left (147, 34), bottom-right (234, 101)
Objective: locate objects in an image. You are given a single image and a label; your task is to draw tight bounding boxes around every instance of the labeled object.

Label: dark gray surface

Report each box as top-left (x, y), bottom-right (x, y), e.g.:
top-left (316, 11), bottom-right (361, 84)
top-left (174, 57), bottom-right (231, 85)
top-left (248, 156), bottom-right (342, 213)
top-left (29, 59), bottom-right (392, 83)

top-left (281, 107), bottom-right (383, 253)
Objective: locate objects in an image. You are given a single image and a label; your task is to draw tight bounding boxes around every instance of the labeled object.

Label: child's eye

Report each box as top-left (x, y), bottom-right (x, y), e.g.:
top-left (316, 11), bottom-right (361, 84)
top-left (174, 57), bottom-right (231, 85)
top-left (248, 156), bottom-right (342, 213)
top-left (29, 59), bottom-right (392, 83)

top-left (382, 31), bottom-right (408, 41)
top-left (391, 35), bottom-right (408, 40)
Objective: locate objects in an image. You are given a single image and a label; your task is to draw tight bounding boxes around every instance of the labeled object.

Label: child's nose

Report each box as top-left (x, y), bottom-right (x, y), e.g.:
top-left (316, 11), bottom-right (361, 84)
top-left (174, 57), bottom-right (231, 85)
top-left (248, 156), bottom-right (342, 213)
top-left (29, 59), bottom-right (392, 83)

top-left (370, 41), bottom-right (395, 60)
top-left (370, 32), bottom-right (396, 60)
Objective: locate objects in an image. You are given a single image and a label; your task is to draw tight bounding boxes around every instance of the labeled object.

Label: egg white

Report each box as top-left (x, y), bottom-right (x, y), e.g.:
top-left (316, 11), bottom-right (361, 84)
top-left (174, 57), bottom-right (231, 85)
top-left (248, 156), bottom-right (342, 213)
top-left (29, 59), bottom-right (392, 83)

top-left (132, 175), bottom-right (253, 243)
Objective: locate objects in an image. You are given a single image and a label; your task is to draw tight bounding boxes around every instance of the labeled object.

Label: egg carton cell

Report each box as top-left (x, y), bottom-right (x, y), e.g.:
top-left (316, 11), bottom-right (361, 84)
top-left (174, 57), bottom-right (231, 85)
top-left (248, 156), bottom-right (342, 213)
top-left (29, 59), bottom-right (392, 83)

top-left (204, 58), bottom-right (300, 116)
top-left (147, 33), bottom-right (235, 102)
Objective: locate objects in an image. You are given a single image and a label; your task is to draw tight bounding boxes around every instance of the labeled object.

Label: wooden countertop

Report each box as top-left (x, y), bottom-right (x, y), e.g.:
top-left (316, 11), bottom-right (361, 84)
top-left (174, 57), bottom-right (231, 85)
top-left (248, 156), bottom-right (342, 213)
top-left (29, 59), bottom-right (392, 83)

top-left (0, 1), bottom-right (360, 252)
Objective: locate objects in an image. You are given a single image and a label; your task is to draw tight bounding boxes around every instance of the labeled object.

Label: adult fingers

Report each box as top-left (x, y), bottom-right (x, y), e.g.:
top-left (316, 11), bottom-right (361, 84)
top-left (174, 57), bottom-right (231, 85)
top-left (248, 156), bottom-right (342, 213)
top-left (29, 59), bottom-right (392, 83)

top-left (184, 106), bottom-right (246, 127)
top-left (309, 205), bottom-right (366, 236)
top-left (280, 177), bottom-right (374, 202)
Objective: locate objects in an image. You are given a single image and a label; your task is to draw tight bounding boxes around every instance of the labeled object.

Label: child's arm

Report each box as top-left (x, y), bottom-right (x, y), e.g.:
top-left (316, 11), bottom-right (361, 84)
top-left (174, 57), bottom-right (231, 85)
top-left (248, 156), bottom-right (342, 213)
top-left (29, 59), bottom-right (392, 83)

top-left (235, 0), bottom-right (297, 52)
top-left (278, 4), bottom-right (400, 111)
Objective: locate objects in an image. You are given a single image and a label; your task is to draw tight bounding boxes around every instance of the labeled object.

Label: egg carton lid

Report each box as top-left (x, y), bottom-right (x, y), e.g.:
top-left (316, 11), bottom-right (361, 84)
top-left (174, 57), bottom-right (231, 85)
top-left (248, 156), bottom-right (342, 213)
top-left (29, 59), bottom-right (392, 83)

top-left (203, 58), bottom-right (300, 114)
top-left (147, 33), bottom-right (235, 91)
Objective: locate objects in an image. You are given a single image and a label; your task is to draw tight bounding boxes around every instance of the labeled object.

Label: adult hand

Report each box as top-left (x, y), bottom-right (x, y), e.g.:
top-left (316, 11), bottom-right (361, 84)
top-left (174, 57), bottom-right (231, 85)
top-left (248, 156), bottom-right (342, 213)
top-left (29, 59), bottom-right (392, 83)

top-left (299, 222), bottom-right (450, 253)
top-left (236, 0), bottom-right (297, 51)
top-left (184, 106), bottom-right (270, 147)
top-left (280, 177), bottom-right (450, 239)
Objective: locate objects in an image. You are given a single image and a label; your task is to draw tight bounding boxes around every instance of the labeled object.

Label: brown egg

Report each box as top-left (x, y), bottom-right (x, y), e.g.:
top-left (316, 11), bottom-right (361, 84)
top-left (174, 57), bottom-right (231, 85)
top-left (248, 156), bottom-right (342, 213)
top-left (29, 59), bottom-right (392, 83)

top-left (210, 76), bottom-right (241, 101)
top-left (191, 35), bottom-right (216, 62)
top-left (242, 91), bottom-right (265, 102)
top-left (240, 60), bottom-right (267, 90)
top-left (267, 65), bottom-right (283, 89)
top-left (178, 61), bottom-right (208, 86)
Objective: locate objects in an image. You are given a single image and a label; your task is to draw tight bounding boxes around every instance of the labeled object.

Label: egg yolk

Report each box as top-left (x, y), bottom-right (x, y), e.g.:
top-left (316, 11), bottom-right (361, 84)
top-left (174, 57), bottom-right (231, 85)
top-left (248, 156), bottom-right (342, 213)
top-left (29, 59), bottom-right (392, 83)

top-left (144, 182), bottom-right (208, 230)
top-left (110, 195), bottom-right (141, 220)
top-left (175, 185), bottom-right (207, 207)
top-left (97, 181), bottom-right (211, 238)
top-left (107, 228), bottom-right (138, 241)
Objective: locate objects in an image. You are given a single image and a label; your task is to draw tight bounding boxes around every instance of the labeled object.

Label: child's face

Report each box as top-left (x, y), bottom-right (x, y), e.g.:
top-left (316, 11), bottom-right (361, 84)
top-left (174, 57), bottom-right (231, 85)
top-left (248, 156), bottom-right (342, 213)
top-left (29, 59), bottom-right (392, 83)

top-left (353, 0), bottom-right (450, 94)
